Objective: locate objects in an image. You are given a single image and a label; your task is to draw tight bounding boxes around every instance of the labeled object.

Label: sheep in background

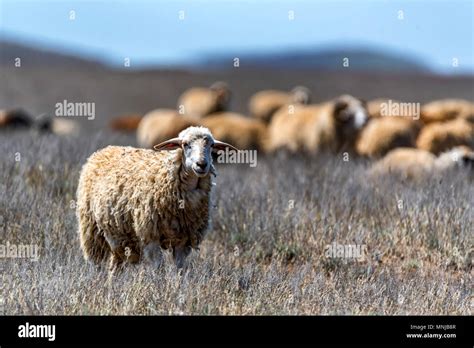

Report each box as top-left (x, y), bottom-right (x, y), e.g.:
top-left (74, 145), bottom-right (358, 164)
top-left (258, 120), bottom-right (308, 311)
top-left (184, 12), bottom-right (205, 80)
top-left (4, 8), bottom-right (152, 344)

top-left (416, 117), bottom-right (474, 155)
top-left (267, 94), bottom-right (368, 154)
top-left (35, 114), bottom-right (81, 136)
top-left (248, 86), bottom-right (311, 123)
top-left (356, 117), bottom-right (422, 158)
top-left (177, 81), bottom-right (231, 118)
top-left (366, 98), bottom-right (390, 118)
top-left (77, 126), bottom-right (238, 271)
top-left (0, 109), bottom-right (80, 135)
top-left (421, 99), bottom-right (474, 124)
top-left (137, 109), bottom-right (200, 148)
top-left (109, 113), bottom-right (143, 132)
top-left (201, 112), bottom-right (268, 151)
top-left (0, 108), bottom-right (33, 129)
top-left (369, 146), bottom-right (474, 180)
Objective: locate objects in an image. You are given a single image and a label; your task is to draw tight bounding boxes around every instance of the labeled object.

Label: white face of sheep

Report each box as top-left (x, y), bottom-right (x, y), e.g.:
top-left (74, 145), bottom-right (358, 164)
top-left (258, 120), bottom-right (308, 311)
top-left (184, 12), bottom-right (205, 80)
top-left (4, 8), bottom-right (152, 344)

top-left (154, 127), bottom-right (239, 177)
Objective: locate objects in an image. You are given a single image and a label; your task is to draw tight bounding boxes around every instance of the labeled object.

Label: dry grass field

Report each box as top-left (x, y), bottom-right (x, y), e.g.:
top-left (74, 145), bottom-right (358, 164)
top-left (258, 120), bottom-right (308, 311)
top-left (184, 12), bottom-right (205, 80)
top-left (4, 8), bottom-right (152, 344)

top-left (1, 127), bottom-right (472, 315)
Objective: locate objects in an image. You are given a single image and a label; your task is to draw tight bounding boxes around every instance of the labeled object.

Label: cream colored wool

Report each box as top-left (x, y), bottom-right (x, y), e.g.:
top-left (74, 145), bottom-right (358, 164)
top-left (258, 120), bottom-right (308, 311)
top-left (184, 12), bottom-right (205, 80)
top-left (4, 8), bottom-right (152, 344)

top-left (248, 86), bottom-right (311, 123)
top-left (177, 82), bottom-right (230, 118)
top-left (267, 94), bottom-right (368, 154)
top-left (77, 127), bottom-right (217, 271)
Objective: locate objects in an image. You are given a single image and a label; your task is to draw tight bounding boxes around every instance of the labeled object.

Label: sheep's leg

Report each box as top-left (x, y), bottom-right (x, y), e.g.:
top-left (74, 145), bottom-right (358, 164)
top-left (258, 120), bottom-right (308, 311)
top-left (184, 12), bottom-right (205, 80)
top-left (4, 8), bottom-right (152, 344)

top-left (78, 217), bottom-right (110, 264)
top-left (107, 238), bottom-right (141, 275)
top-left (108, 252), bottom-right (125, 274)
top-left (143, 241), bottom-right (164, 268)
top-left (173, 245), bottom-right (191, 269)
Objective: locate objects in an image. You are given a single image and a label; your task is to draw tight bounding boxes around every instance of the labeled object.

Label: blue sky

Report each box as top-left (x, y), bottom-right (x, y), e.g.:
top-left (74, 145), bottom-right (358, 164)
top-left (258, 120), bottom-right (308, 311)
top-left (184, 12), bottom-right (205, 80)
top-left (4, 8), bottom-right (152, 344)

top-left (0, 0), bottom-right (473, 73)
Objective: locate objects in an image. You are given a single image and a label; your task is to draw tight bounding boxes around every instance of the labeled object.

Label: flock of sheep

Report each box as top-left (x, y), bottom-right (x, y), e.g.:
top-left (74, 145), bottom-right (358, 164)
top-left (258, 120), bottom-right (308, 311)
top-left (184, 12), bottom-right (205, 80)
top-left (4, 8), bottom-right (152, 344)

top-left (108, 82), bottom-right (474, 178)
top-left (2, 82), bottom-right (473, 272)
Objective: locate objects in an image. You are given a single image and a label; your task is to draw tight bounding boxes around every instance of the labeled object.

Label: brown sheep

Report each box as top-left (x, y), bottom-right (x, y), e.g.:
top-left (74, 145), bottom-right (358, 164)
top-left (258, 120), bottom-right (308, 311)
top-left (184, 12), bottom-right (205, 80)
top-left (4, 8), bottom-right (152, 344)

top-left (177, 81), bottom-right (231, 118)
top-left (416, 117), bottom-right (474, 155)
top-left (77, 126), bottom-right (238, 271)
top-left (367, 98), bottom-right (421, 119)
top-left (137, 109), bottom-right (200, 148)
top-left (370, 146), bottom-right (474, 179)
top-left (356, 117), bottom-right (422, 158)
top-left (109, 113), bottom-right (143, 132)
top-left (366, 98), bottom-right (393, 118)
top-left (267, 94), bottom-right (368, 154)
top-left (0, 109), bottom-right (33, 129)
top-left (200, 112), bottom-right (268, 151)
top-left (248, 86), bottom-right (311, 123)
top-left (35, 114), bottom-right (81, 136)
top-left (421, 99), bottom-right (474, 124)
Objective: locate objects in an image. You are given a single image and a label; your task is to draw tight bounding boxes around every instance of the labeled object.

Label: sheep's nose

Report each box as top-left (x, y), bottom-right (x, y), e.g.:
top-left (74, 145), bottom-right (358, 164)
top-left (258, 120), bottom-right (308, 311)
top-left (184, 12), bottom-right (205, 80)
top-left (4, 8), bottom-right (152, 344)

top-left (196, 161), bottom-right (207, 169)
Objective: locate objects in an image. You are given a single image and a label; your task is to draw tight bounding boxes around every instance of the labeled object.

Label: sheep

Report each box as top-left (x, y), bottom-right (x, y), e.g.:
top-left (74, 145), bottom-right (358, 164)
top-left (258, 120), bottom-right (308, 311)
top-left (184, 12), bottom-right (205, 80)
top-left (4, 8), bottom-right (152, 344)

top-left (369, 146), bottom-right (474, 179)
top-left (248, 86), bottom-right (311, 123)
top-left (136, 109), bottom-right (200, 148)
top-left (416, 117), bottom-right (474, 155)
top-left (200, 112), bottom-right (268, 151)
top-left (356, 117), bottom-right (422, 158)
top-left (0, 108), bottom-right (33, 129)
top-left (109, 113), bottom-right (143, 132)
top-left (77, 126), bottom-right (238, 271)
top-left (366, 99), bottom-right (389, 119)
top-left (421, 99), bottom-right (474, 124)
top-left (35, 114), bottom-right (81, 136)
top-left (177, 81), bottom-right (231, 118)
top-left (267, 94), bottom-right (368, 154)
top-left (0, 109), bottom-right (80, 135)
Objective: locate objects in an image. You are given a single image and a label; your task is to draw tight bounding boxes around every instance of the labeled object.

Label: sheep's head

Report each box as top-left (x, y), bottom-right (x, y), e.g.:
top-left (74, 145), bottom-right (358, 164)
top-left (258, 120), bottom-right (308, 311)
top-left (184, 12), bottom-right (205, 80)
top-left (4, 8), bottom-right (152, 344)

top-left (154, 126), bottom-right (238, 177)
top-left (291, 86), bottom-right (311, 105)
top-left (333, 94), bottom-right (368, 133)
top-left (210, 81), bottom-right (231, 111)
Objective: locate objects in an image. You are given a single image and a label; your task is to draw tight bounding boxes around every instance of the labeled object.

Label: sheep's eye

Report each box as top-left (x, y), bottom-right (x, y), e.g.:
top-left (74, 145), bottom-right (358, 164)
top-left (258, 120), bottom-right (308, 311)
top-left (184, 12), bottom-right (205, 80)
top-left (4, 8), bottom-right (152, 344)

top-left (183, 143), bottom-right (190, 149)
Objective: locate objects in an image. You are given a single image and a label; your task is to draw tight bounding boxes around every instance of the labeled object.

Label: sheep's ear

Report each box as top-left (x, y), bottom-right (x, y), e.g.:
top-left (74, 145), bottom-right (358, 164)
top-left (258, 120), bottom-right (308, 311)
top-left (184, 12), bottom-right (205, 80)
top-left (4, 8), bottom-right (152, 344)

top-left (154, 138), bottom-right (182, 151)
top-left (213, 140), bottom-right (239, 153)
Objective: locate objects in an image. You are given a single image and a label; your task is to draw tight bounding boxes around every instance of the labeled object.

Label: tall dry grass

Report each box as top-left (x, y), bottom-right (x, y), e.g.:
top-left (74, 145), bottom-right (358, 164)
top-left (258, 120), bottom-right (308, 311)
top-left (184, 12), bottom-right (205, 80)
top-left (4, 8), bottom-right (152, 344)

top-left (0, 130), bottom-right (472, 315)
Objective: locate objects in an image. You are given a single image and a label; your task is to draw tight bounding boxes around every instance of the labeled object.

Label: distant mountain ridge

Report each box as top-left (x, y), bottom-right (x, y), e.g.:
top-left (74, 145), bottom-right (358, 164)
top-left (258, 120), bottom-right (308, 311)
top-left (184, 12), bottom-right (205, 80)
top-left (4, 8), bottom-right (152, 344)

top-left (0, 39), bottom-right (429, 73)
top-left (0, 40), bottom-right (105, 69)
top-left (197, 47), bottom-right (430, 72)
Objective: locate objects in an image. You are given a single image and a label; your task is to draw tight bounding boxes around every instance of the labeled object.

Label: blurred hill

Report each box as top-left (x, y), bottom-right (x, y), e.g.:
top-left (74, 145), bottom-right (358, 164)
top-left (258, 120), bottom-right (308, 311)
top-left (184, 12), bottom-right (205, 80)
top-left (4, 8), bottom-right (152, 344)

top-left (1, 40), bottom-right (430, 73)
top-left (197, 47), bottom-right (430, 73)
top-left (0, 40), bottom-right (473, 133)
top-left (0, 40), bottom-right (105, 69)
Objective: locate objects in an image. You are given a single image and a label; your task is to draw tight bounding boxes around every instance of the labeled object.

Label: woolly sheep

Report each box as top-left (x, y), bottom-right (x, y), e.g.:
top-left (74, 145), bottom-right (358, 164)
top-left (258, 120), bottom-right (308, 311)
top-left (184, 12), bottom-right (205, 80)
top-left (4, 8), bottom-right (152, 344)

top-left (109, 113), bottom-right (143, 132)
top-left (36, 114), bottom-right (81, 136)
top-left (201, 112), bottom-right (268, 151)
top-left (416, 117), bottom-right (474, 155)
top-left (366, 98), bottom-right (422, 119)
top-left (0, 108), bottom-right (33, 129)
top-left (137, 109), bottom-right (200, 148)
top-left (267, 94), bottom-right (368, 154)
top-left (248, 86), bottom-right (311, 123)
top-left (421, 99), bottom-right (474, 124)
top-left (177, 81), bottom-right (231, 118)
top-left (369, 146), bottom-right (474, 179)
top-left (356, 117), bottom-right (421, 158)
top-left (77, 126), bottom-right (238, 271)
top-left (366, 98), bottom-right (389, 119)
